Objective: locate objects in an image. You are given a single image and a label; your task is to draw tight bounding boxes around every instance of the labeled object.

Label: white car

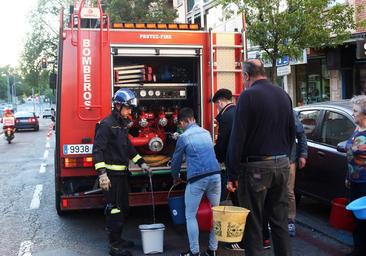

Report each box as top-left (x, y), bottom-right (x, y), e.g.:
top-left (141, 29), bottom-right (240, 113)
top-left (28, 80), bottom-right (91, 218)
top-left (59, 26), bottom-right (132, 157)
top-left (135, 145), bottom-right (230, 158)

top-left (42, 108), bottom-right (52, 118)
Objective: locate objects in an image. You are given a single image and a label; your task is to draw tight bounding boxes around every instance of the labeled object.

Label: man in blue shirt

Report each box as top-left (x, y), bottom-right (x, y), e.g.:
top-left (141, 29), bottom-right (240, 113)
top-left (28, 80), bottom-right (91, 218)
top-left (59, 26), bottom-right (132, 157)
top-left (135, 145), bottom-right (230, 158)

top-left (171, 107), bottom-right (221, 256)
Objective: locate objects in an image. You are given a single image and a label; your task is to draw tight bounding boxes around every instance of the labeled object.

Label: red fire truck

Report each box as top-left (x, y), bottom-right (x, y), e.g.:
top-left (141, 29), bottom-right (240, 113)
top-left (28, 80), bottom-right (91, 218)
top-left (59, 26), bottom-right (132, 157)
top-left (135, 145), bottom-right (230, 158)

top-left (54, 0), bottom-right (245, 215)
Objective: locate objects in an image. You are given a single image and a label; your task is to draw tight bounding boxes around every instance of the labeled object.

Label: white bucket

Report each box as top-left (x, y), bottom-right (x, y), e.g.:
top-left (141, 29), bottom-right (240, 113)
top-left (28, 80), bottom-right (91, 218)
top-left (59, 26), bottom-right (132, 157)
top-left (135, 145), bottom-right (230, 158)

top-left (139, 223), bottom-right (165, 254)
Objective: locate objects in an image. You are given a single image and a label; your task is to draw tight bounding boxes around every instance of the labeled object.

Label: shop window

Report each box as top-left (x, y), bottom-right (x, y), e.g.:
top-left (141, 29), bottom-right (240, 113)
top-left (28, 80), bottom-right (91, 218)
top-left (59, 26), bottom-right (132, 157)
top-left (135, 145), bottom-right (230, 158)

top-left (296, 58), bottom-right (330, 104)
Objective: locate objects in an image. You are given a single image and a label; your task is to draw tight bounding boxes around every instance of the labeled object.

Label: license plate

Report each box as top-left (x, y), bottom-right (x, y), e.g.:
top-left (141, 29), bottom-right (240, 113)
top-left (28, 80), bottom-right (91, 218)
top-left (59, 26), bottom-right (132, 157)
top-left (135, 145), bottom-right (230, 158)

top-left (63, 144), bottom-right (93, 155)
top-left (20, 120), bottom-right (28, 123)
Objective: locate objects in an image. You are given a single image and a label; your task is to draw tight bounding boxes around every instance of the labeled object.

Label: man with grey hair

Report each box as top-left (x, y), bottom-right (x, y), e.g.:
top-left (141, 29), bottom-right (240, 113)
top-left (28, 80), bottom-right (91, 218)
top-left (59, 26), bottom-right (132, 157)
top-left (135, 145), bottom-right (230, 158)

top-left (226, 59), bottom-right (295, 256)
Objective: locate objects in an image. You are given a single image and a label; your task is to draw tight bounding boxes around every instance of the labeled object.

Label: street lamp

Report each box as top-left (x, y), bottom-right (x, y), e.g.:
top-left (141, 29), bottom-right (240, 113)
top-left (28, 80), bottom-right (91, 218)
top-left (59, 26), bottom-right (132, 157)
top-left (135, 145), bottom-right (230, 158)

top-left (1, 73), bottom-right (11, 103)
top-left (12, 82), bottom-right (22, 110)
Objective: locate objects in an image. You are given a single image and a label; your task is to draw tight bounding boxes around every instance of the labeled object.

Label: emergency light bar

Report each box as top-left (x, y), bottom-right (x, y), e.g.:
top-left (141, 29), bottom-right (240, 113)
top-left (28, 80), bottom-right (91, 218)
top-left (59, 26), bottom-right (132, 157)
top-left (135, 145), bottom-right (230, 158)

top-left (112, 22), bottom-right (199, 30)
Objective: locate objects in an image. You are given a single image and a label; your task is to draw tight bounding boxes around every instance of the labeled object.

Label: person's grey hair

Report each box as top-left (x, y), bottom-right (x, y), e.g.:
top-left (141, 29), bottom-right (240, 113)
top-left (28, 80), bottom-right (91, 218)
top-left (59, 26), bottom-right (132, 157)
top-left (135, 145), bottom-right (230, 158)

top-left (351, 95), bottom-right (366, 114)
top-left (243, 60), bottom-right (266, 77)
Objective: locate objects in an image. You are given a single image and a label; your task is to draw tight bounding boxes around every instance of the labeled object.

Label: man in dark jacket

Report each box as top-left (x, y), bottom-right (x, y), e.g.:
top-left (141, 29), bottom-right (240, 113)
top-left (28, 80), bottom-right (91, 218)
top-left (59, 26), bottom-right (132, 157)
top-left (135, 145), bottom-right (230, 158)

top-left (93, 88), bottom-right (151, 256)
top-left (288, 111), bottom-right (308, 236)
top-left (213, 89), bottom-right (236, 163)
top-left (212, 89), bottom-right (244, 251)
top-left (226, 59), bottom-right (295, 256)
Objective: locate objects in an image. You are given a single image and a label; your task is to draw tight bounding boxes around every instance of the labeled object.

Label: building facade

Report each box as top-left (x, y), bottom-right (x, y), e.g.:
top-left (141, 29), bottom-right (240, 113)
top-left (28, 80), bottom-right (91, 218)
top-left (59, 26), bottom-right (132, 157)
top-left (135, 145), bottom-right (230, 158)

top-left (173, 0), bottom-right (366, 105)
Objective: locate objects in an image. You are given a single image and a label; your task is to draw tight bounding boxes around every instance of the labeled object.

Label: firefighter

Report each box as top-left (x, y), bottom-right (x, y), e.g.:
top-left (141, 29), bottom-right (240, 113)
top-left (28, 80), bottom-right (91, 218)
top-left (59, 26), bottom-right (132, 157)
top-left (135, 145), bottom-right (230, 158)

top-left (93, 88), bottom-right (152, 256)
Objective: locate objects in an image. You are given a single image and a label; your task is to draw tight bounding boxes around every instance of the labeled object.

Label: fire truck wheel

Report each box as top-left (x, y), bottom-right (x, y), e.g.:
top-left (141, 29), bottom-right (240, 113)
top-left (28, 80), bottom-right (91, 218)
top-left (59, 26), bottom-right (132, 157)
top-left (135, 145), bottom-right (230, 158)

top-left (55, 191), bottom-right (67, 216)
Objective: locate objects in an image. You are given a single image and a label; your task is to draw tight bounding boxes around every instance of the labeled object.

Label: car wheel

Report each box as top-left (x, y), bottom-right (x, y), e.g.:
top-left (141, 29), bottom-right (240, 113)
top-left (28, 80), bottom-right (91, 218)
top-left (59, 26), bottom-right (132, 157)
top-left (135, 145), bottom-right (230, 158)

top-left (35, 126), bottom-right (39, 131)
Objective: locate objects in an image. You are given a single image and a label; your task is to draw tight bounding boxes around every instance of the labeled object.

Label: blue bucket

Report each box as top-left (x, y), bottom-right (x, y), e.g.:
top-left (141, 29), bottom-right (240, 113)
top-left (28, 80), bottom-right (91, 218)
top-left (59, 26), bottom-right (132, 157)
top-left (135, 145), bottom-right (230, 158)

top-left (168, 184), bottom-right (186, 225)
top-left (346, 196), bottom-right (366, 220)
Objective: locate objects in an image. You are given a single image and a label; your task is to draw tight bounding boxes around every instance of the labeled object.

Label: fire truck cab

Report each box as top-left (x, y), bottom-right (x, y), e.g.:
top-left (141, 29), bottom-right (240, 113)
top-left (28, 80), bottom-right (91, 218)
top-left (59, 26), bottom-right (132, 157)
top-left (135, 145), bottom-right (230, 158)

top-left (54, 0), bottom-right (245, 215)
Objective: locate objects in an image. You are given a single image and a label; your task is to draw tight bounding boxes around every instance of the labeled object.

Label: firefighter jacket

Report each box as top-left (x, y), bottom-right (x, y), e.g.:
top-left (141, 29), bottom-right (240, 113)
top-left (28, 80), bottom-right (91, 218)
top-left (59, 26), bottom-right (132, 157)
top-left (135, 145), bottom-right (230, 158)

top-left (93, 110), bottom-right (145, 175)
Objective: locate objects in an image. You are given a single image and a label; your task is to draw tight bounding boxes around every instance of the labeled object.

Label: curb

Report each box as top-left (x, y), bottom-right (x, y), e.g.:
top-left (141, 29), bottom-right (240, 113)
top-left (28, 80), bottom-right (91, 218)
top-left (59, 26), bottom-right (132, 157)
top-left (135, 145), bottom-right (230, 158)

top-left (297, 211), bottom-right (353, 246)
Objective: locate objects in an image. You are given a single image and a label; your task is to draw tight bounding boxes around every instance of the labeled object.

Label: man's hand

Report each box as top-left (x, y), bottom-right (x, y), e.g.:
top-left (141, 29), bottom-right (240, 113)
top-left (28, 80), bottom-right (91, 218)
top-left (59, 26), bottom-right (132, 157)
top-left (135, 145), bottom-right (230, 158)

top-left (298, 157), bottom-right (306, 169)
top-left (345, 179), bottom-right (350, 189)
top-left (141, 163), bottom-right (152, 176)
top-left (227, 181), bottom-right (238, 192)
top-left (99, 173), bottom-right (111, 191)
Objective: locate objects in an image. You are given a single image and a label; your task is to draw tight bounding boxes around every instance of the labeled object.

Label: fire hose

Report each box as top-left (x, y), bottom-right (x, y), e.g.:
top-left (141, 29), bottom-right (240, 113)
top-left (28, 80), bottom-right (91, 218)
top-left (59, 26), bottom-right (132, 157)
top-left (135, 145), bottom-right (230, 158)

top-left (143, 155), bottom-right (171, 167)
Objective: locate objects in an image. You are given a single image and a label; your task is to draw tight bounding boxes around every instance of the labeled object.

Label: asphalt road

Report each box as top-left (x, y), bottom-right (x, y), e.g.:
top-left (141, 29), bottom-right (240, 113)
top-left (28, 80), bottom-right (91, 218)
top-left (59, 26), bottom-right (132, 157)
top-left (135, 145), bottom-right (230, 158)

top-left (0, 108), bottom-right (355, 256)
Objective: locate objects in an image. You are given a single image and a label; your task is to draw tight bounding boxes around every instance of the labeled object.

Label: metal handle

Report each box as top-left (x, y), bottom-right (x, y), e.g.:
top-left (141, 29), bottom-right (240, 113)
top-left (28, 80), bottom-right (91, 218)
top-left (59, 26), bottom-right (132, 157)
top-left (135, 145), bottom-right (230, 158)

top-left (317, 151), bottom-right (325, 157)
top-left (167, 181), bottom-right (186, 199)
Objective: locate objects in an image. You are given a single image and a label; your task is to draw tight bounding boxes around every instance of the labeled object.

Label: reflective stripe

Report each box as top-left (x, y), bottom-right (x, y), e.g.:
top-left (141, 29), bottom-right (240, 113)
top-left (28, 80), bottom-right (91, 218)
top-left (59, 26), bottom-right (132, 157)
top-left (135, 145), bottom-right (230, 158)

top-left (111, 208), bottom-right (121, 214)
top-left (95, 162), bottom-right (106, 170)
top-left (105, 164), bottom-right (127, 171)
top-left (132, 154), bottom-right (142, 163)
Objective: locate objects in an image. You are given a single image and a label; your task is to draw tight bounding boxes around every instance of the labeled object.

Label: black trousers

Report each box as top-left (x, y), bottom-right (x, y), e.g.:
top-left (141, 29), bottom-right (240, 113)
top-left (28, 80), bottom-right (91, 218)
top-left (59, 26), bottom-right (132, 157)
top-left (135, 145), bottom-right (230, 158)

top-left (237, 158), bottom-right (291, 256)
top-left (103, 174), bottom-right (129, 245)
top-left (350, 182), bottom-right (366, 255)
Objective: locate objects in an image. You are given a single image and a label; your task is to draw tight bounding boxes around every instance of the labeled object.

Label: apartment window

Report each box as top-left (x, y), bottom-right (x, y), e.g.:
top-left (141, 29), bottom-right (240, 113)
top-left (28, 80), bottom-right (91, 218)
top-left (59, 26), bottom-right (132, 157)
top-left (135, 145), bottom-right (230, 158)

top-left (188, 0), bottom-right (194, 11)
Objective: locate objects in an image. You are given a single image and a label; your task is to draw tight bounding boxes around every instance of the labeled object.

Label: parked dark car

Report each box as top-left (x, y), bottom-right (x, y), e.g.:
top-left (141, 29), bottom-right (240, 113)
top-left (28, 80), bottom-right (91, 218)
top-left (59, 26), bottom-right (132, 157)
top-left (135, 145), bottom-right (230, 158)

top-left (295, 100), bottom-right (355, 204)
top-left (15, 111), bottom-right (39, 131)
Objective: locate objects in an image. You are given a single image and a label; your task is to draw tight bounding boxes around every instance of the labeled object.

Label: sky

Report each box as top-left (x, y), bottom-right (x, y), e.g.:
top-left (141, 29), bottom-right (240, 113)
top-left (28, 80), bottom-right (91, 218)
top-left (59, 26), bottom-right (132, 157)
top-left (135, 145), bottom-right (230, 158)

top-left (0, 0), bottom-right (38, 67)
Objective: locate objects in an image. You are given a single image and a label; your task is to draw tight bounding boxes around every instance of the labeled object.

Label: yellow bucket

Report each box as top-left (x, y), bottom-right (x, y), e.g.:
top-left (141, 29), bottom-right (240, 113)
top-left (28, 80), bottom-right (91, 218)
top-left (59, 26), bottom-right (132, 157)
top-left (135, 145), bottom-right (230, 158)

top-left (212, 206), bottom-right (250, 243)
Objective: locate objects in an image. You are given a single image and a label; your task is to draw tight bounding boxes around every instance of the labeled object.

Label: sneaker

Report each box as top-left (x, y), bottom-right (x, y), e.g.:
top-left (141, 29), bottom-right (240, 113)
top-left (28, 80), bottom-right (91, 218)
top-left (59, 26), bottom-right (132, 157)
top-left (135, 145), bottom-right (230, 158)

top-left (203, 249), bottom-right (217, 256)
top-left (180, 251), bottom-right (200, 256)
top-left (223, 242), bottom-right (245, 251)
top-left (109, 244), bottom-right (132, 256)
top-left (263, 239), bottom-right (271, 249)
top-left (288, 222), bottom-right (296, 237)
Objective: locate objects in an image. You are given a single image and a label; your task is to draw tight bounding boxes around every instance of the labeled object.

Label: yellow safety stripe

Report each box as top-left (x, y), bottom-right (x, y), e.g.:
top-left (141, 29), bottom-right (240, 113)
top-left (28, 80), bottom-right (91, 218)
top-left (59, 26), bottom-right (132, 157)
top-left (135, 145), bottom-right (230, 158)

top-left (111, 208), bottom-right (121, 214)
top-left (105, 164), bottom-right (127, 171)
top-left (132, 154), bottom-right (142, 163)
top-left (95, 162), bottom-right (106, 170)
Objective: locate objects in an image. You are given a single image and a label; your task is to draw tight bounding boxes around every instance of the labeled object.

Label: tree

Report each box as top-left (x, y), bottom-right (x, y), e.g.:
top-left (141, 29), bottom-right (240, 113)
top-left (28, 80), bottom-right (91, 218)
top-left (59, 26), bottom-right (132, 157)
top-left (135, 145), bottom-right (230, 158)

top-left (105, 0), bottom-right (177, 23)
top-left (218, 0), bottom-right (355, 82)
top-left (20, 0), bottom-right (177, 98)
top-left (20, 0), bottom-right (72, 97)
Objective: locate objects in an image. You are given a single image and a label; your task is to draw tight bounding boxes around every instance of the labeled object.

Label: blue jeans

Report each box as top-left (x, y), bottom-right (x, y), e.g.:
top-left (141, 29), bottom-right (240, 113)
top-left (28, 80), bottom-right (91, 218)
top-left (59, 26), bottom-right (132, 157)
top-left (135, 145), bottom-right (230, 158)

top-left (185, 174), bottom-right (221, 254)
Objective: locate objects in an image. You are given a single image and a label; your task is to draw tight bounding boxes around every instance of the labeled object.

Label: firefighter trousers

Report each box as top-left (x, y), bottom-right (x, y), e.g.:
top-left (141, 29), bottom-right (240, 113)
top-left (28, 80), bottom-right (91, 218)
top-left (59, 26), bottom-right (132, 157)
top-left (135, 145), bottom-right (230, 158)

top-left (103, 174), bottom-right (130, 245)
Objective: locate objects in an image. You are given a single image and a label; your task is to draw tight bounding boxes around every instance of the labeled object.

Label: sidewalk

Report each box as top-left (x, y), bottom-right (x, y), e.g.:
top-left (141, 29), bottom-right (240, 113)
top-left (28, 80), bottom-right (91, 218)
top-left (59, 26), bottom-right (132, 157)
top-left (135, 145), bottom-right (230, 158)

top-left (297, 198), bottom-right (353, 247)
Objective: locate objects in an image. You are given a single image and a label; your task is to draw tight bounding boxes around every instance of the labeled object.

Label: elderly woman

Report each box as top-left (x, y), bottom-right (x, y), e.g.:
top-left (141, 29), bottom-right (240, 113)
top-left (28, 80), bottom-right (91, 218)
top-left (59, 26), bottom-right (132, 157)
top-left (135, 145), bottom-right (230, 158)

top-left (346, 95), bottom-right (366, 256)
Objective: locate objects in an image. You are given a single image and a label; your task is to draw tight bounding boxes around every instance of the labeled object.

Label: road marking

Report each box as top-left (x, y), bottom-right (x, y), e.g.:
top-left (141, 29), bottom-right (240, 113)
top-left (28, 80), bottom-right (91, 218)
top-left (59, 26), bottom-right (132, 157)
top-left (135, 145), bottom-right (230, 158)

top-left (43, 150), bottom-right (49, 159)
top-left (18, 240), bottom-right (33, 256)
top-left (45, 142), bottom-right (50, 149)
top-left (30, 185), bottom-right (43, 209)
top-left (39, 163), bottom-right (47, 173)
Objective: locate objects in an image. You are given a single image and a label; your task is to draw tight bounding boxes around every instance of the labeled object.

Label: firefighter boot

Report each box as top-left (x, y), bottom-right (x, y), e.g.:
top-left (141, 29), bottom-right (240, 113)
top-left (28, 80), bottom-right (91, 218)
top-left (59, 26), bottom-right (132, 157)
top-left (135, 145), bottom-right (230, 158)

top-left (109, 242), bottom-right (132, 256)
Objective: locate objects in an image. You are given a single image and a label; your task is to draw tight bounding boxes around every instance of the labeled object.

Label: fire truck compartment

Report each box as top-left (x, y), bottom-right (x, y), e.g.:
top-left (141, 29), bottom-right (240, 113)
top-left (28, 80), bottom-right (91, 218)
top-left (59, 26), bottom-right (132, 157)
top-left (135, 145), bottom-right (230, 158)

top-left (111, 55), bottom-right (202, 165)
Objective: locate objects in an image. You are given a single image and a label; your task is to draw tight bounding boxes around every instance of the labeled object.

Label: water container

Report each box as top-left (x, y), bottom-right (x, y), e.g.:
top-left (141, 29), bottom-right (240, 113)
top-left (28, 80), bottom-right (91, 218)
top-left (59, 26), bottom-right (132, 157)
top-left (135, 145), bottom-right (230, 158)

top-left (329, 197), bottom-right (355, 232)
top-left (139, 223), bottom-right (165, 254)
top-left (167, 184), bottom-right (186, 225)
top-left (346, 196), bottom-right (366, 220)
top-left (197, 197), bottom-right (213, 231)
top-left (212, 206), bottom-right (250, 243)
